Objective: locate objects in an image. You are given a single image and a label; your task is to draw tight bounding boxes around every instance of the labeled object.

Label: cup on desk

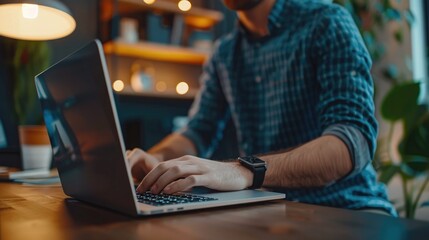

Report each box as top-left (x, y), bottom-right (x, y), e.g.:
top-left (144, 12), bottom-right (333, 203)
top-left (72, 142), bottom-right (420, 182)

top-left (18, 125), bottom-right (52, 170)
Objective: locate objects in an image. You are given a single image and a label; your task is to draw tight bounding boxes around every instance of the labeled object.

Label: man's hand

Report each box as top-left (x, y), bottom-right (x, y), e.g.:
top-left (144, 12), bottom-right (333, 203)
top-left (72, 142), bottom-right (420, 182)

top-left (127, 148), bottom-right (161, 183)
top-left (136, 155), bottom-right (253, 194)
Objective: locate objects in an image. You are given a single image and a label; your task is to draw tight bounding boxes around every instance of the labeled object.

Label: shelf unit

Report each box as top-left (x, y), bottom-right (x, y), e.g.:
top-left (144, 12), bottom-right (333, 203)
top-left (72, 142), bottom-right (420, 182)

top-left (117, 88), bottom-right (196, 100)
top-left (100, 0), bottom-right (223, 99)
top-left (104, 40), bottom-right (208, 65)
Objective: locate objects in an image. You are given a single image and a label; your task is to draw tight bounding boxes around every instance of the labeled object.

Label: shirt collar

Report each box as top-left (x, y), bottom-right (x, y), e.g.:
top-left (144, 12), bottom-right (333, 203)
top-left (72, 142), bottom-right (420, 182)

top-left (267, 0), bottom-right (287, 32)
top-left (237, 0), bottom-right (287, 36)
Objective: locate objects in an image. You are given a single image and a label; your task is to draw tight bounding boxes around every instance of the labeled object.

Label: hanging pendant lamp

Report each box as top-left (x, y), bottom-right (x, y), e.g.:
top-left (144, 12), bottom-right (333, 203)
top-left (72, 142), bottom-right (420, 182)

top-left (0, 0), bottom-right (76, 40)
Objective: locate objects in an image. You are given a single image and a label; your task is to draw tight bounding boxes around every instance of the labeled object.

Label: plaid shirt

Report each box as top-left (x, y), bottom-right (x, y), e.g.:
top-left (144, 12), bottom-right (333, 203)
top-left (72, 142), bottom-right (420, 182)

top-left (180, 0), bottom-right (396, 216)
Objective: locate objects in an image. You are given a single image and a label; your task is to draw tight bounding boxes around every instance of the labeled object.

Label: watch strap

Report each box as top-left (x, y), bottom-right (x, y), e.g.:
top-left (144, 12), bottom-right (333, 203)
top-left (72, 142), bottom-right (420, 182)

top-left (238, 156), bottom-right (266, 189)
top-left (250, 164), bottom-right (266, 189)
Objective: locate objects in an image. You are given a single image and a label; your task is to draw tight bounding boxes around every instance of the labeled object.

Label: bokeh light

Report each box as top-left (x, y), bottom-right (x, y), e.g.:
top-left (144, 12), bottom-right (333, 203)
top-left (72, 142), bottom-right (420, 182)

top-left (178, 0), bottom-right (191, 12)
top-left (176, 82), bottom-right (189, 95)
top-left (113, 80), bottom-right (125, 92)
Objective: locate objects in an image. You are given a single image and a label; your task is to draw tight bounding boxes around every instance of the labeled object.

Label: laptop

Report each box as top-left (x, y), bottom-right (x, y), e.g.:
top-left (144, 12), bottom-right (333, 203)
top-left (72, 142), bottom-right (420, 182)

top-left (35, 40), bottom-right (285, 216)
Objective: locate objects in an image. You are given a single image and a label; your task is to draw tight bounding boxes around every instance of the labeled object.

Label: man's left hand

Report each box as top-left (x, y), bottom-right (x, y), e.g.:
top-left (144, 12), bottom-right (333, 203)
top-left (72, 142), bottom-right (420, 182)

top-left (136, 155), bottom-right (253, 194)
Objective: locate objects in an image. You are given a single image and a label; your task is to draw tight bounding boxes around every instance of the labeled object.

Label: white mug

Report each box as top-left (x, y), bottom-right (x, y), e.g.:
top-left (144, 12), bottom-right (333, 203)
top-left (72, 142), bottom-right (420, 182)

top-left (18, 126), bottom-right (52, 170)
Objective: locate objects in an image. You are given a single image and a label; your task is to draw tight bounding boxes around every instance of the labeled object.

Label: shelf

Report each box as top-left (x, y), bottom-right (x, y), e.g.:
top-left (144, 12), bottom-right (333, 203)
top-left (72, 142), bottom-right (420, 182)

top-left (118, 0), bottom-right (223, 29)
top-left (104, 41), bottom-right (208, 65)
top-left (115, 88), bottom-right (196, 100)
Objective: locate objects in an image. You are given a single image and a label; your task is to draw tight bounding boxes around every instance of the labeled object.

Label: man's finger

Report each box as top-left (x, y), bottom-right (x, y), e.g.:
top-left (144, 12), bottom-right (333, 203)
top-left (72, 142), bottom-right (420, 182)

top-left (150, 164), bottom-right (201, 194)
top-left (136, 161), bottom-right (172, 193)
top-left (127, 148), bottom-right (142, 164)
top-left (163, 175), bottom-right (203, 194)
top-left (127, 148), bottom-right (149, 180)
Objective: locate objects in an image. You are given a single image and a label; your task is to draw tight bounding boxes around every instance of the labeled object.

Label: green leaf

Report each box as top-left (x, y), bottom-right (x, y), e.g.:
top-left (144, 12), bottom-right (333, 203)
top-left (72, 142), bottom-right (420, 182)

top-left (381, 82), bottom-right (420, 121)
top-left (394, 29), bottom-right (403, 43)
top-left (399, 155), bottom-right (429, 177)
top-left (382, 0), bottom-right (392, 9)
top-left (420, 200), bottom-right (429, 208)
top-left (379, 164), bottom-right (400, 184)
top-left (402, 104), bottom-right (428, 136)
top-left (401, 113), bottom-right (429, 158)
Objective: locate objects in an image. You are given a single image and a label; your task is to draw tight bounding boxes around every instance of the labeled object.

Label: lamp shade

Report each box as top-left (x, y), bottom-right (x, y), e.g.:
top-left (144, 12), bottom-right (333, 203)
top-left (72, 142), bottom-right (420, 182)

top-left (0, 0), bottom-right (76, 40)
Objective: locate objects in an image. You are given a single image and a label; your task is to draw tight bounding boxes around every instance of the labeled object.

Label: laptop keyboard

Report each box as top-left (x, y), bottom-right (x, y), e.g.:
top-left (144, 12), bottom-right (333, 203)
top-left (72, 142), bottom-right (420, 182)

top-left (136, 191), bottom-right (218, 206)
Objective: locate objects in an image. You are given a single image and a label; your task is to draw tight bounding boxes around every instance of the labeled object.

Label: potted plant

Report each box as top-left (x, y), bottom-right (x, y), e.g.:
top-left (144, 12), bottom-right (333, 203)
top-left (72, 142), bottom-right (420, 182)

top-left (12, 40), bottom-right (50, 126)
top-left (378, 81), bottom-right (429, 219)
top-left (1, 37), bottom-right (52, 170)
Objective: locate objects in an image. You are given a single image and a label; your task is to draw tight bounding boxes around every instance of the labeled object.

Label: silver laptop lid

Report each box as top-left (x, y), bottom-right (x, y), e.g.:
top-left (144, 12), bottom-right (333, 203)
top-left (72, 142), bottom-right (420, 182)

top-left (35, 40), bottom-right (139, 216)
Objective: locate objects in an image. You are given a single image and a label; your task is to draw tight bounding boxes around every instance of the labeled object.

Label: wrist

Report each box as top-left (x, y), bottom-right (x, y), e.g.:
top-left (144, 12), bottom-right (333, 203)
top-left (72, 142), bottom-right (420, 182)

top-left (230, 162), bottom-right (254, 189)
top-left (237, 156), bottom-right (267, 189)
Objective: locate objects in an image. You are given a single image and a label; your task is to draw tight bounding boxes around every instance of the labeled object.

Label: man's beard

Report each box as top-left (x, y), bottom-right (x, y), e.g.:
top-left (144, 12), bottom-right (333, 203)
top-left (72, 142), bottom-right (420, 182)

top-left (223, 0), bottom-right (265, 10)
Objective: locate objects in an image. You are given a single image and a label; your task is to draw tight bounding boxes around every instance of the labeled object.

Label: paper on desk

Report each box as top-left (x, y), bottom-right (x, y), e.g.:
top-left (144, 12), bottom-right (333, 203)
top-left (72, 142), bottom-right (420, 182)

top-left (0, 168), bottom-right (60, 185)
top-left (14, 176), bottom-right (60, 185)
top-left (7, 169), bottom-right (51, 179)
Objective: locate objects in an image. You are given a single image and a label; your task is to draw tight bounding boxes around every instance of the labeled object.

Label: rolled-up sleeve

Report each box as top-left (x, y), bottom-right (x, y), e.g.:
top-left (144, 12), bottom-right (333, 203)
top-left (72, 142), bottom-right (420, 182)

top-left (323, 124), bottom-right (371, 179)
top-left (177, 42), bottom-right (229, 158)
top-left (311, 5), bottom-right (378, 177)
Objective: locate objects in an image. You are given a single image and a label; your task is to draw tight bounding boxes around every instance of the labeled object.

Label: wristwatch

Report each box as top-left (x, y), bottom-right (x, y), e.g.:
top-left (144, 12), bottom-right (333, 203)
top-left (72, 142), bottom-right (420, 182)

top-left (237, 156), bottom-right (267, 189)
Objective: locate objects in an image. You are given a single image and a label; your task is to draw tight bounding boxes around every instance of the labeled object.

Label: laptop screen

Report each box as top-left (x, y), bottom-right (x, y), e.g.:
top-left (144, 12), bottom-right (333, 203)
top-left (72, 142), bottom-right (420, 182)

top-left (36, 42), bottom-right (120, 170)
top-left (35, 40), bottom-right (137, 215)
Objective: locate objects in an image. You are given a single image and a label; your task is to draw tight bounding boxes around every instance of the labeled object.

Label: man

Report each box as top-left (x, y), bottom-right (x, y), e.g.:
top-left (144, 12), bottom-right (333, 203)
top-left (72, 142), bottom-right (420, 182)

top-left (127, 0), bottom-right (396, 216)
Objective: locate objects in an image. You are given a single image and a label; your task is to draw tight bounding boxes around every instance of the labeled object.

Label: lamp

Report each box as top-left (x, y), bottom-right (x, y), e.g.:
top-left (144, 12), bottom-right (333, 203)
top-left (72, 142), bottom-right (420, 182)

top-left (0, 0), bottom-right (75, 40)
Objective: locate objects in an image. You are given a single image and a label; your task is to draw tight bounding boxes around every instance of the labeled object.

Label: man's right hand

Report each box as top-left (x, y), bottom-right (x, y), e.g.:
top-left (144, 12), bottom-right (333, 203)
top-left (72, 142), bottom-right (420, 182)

top-left (126, 148), bottom-right (161, 183)
top-left (126, 134), bottom-right (198, 183)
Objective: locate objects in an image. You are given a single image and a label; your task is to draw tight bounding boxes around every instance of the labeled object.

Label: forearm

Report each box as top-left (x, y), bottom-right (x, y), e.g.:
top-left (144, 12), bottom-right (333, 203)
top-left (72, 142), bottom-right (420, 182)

top-left (260, 135), bottom-right (352, 188)
top-left (148, 133), bottom-right (197, 161)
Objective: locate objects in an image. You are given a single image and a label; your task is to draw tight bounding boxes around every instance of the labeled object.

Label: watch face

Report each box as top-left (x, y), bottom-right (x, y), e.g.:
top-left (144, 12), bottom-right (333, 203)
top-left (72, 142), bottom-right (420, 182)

top-left (240, 156), bottom-right (266, 167)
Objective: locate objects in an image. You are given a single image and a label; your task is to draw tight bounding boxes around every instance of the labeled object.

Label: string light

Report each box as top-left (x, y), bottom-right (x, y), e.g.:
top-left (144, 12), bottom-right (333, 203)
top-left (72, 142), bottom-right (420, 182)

top-left (143, 0), bottom-right (156, 4)
top-left (178, 0), bottom-right (191, 12)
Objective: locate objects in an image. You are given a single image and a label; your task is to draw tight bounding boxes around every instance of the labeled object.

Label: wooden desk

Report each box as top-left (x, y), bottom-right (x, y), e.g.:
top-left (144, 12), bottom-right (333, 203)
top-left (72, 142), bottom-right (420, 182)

top-left (0, 182), bottom-right (428, 240)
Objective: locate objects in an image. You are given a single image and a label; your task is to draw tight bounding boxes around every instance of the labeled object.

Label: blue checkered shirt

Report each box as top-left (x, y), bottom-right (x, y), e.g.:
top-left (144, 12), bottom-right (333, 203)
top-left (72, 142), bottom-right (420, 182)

top-left (179, 0), bottom-right (396, 216)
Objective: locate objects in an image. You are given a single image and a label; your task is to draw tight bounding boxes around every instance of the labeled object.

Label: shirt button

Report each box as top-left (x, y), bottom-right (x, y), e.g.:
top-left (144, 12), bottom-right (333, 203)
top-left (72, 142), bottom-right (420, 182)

top-left (351, 70), bottom-right (357, 76)
top-left (255, 76), bottom-right (262, 83)
top-left (259, 124), bottom-right (264, 130)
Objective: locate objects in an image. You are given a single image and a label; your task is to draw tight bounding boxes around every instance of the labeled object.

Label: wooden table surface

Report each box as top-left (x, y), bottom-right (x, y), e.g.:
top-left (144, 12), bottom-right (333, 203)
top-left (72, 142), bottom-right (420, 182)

top-left (0, 182), bottom-right (428, 240)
